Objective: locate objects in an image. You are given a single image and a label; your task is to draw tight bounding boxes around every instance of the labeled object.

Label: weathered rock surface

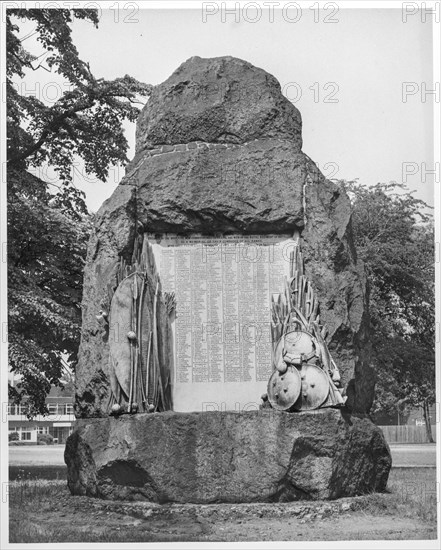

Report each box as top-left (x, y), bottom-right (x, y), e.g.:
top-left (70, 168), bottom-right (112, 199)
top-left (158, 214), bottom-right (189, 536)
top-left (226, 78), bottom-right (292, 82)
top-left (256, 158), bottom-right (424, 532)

top-left (75, 55), bottom-right (372, 417)
top-left (65, 409), bottom-right (391, 503)
top-left (300, 160), bottom-right (374, 413)
top-left (123, 139), bottom-right (306, 234)
top-left (135, 56), bottom-right (303, 152)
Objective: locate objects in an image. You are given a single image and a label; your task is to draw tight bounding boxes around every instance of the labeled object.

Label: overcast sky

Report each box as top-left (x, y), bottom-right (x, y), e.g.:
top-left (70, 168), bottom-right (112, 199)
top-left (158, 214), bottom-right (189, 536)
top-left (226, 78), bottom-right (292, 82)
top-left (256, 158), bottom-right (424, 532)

top-left (18, 7), bottom-right (435, 211)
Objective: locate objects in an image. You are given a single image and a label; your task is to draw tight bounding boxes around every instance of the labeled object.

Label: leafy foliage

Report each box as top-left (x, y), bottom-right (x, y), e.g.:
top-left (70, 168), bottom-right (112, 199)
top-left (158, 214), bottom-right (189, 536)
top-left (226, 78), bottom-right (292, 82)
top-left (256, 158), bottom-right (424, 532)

top-left (7, 9), bottom-right (152, 415)
top-left (8, 169), bottom-right (91, 417)
top-left (341, 180), bottom-right (435, 435)
top-left (37, 433), bottom-right (54, 445)
top-left (7, 8), bottom-right (151, 212)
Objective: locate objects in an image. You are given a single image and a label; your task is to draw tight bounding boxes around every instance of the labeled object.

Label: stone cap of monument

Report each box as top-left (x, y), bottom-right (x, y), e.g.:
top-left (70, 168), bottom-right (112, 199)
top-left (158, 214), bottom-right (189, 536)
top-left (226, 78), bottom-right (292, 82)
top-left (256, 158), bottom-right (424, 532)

top-left (135, 56), bottom-right (303, 154)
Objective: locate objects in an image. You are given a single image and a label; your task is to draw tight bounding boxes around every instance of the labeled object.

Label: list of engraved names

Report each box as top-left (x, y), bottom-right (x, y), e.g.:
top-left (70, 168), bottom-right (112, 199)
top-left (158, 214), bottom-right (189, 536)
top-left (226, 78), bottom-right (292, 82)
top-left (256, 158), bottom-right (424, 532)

top-left (148, 234), bottom-right (293, 385)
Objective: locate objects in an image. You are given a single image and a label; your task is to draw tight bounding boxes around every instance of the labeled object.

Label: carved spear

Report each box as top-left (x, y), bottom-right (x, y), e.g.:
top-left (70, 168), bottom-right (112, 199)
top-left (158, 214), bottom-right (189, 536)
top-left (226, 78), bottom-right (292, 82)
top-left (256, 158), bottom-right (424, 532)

top-left (137, 272), bottom-right (147, 409)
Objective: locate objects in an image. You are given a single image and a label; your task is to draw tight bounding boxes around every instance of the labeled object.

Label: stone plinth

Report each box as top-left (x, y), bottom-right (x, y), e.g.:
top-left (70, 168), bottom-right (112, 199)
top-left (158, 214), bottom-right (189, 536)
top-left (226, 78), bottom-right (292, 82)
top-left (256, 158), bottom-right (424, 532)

top-left (65, 409), bottom-right (391, 503)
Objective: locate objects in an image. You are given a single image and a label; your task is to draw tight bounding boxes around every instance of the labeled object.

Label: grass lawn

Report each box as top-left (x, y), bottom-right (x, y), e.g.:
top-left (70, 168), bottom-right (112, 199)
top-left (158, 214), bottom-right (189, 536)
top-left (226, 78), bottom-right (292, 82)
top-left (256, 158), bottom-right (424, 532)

top-left (8, 468), bottom-right (437, 543)
top-left (9, 444), bottom-right (66, 466)
top-left (9, 465), bottom-right (67, 481)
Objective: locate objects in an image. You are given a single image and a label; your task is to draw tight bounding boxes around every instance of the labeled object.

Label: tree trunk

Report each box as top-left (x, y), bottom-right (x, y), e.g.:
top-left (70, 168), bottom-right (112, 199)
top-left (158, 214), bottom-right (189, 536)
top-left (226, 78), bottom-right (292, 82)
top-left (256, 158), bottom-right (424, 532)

top-left (422, 399), bottom-right (434, 443)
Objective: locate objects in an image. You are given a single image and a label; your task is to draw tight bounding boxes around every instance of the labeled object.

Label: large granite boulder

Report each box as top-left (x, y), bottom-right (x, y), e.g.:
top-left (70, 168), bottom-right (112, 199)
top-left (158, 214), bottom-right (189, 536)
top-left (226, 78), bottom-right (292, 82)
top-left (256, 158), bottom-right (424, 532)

top-left (75, 55), bottom-right (373, 417)
top-left (135, 56), bottom-right (303, 152)
top-left (65, 409), bottom-right (391, 503)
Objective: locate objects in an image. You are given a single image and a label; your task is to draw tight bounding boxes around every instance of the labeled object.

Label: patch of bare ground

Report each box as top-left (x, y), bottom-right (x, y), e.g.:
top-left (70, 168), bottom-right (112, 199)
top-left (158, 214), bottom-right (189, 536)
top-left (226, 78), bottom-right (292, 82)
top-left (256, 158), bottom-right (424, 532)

top-left (9, 468), bottom-right (437, 543)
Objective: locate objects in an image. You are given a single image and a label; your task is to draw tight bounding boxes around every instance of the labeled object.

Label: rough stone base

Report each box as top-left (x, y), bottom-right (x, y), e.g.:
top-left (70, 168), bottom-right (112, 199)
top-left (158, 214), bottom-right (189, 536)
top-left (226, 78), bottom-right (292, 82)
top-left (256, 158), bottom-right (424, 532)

top-left (65, 409), bottom-right (391, 503)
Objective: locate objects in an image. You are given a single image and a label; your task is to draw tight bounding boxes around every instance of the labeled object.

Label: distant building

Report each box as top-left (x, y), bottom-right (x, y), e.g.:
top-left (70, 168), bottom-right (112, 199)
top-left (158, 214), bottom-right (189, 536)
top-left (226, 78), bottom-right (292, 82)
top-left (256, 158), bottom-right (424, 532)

top-left (8, 386), bottom-right (75, 444)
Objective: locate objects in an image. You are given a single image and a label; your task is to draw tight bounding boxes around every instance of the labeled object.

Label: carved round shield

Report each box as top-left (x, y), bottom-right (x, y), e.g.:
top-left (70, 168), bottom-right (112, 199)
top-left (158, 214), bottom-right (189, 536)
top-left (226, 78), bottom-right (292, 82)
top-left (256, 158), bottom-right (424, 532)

top-left (294, 364), bottom-right (330, 411)
top-left (267, 367), bottom-right (302, 411)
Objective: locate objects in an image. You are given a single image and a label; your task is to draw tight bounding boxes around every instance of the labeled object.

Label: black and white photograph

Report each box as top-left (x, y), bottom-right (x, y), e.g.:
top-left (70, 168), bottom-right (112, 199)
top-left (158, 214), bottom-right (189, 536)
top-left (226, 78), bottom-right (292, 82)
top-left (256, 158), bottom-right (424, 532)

top-left (0, 1), bottom-right (439, 547)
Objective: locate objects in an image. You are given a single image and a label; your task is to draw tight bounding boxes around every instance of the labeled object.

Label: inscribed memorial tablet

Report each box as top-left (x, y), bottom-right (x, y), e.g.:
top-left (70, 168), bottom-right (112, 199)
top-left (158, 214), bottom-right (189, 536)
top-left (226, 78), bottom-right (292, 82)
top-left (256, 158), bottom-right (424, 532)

top-left (147, 234), bottom-right (294, 411)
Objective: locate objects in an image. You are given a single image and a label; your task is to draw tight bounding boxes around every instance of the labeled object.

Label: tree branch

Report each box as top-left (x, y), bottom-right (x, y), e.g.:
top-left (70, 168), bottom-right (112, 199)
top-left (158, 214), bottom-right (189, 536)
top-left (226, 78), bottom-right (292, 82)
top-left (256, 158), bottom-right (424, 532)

top-left (8, 96), bottom-right (96, 164)
top-left (9, 88), bottom-right (141, 165)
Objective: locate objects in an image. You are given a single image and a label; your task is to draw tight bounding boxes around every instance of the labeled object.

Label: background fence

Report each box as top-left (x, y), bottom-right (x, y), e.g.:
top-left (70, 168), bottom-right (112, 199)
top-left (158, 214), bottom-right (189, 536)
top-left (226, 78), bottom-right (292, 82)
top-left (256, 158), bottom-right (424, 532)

top-left (379, 425), bottom-right (436, 444)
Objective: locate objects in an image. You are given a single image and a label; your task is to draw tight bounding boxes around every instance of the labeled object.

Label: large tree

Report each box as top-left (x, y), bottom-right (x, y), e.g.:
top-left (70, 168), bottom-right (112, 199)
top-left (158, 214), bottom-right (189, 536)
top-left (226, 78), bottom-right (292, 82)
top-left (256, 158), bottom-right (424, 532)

top-left (7, 8), bottom-right (151, 416)
top-left (341, 180), bottom-right (435, 441)
top-left (7, 9), bottom-right (151, 194)
top-left (8, 169), bottom-right (91, 416)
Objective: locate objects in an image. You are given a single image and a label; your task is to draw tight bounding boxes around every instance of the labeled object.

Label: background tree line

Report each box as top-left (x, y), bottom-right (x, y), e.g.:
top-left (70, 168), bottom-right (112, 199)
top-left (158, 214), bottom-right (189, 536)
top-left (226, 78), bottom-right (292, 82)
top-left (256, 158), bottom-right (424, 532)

top-left (341, 180), bottom-right (435, 441)
top-left (6, 9), bottom-right (436, 437)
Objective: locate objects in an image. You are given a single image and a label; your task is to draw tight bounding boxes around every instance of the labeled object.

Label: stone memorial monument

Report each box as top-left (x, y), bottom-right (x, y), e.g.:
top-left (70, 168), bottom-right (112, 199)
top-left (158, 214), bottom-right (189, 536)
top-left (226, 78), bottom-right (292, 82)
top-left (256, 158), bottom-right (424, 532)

top-left (65, 56), bottom-right (391, 503)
